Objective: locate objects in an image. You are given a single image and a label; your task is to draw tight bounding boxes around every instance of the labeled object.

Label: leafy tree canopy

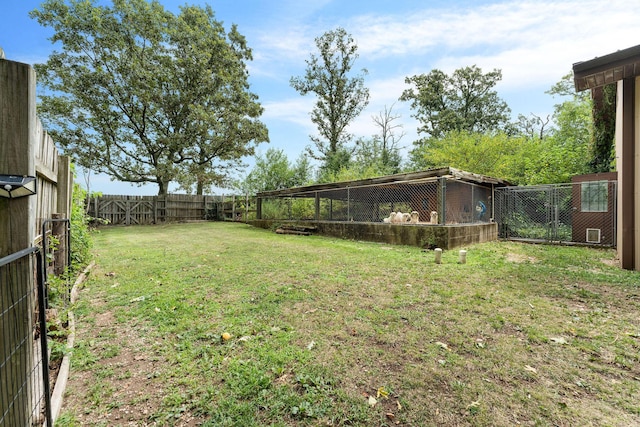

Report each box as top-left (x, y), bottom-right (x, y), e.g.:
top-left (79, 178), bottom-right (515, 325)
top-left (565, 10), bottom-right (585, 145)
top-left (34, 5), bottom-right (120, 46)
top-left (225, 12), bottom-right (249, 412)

top-left (547, 73), bottom-right (616, 174)
top-left (236, 148), bottom-right (312, 194)
top-left (408, 130), bottom-right (535, 184)
top-left (31, 0), bottom-right (268, 195)
top-left (400, 65), bottom-right (511, 140)
top-left (290, 27), bottom-right (369, 172)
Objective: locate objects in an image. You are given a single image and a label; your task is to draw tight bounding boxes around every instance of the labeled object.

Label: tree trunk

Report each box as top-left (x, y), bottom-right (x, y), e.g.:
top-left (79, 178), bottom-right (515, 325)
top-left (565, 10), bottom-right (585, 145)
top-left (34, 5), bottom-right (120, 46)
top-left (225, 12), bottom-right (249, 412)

top-left (157, 181), bottom-right (168, 196)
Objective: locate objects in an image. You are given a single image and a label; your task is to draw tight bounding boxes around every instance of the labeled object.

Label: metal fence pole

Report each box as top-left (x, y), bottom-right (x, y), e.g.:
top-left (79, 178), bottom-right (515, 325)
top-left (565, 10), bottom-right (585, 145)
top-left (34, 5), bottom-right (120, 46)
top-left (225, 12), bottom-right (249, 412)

top-left (35, 250), bottom-right (52, 427)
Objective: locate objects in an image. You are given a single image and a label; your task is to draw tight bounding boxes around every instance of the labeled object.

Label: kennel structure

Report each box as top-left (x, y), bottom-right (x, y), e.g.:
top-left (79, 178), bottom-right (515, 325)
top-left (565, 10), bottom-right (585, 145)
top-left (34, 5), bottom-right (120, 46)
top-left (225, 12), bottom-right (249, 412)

top-left (252, 167), bottom-right (511, 249)
top-left (495, 173), bottom-right (618, 247)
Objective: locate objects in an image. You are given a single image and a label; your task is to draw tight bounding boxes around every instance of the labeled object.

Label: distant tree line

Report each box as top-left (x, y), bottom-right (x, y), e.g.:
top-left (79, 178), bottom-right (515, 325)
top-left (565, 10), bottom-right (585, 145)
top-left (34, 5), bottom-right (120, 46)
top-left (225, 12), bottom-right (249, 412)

top-left (239, 26), bottom-right (615, 192)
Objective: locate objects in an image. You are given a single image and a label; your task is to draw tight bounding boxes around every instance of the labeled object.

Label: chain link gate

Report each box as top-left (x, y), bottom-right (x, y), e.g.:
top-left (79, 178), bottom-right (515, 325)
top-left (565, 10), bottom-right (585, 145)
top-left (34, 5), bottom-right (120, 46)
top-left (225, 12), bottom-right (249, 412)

top-left (495, 182), bottom-right (617, 246)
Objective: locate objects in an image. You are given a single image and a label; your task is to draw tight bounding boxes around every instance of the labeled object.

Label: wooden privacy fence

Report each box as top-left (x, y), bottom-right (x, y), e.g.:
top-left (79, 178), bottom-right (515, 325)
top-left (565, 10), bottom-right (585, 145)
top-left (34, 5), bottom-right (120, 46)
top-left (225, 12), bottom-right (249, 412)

top-left (0, 59), bottom-right (73, 252)
top-left (88, 194), bottom-right (257, 225)
top-left (1, 58), bottom-right (73, 427)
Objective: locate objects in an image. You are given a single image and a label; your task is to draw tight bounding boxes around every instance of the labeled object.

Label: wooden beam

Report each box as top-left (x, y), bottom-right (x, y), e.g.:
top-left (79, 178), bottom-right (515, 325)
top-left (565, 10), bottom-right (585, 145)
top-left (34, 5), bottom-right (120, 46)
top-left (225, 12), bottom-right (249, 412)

top-left (618, 78), bottom-right (636, 269)
top-left (573, 45), bottom-right (640, 92)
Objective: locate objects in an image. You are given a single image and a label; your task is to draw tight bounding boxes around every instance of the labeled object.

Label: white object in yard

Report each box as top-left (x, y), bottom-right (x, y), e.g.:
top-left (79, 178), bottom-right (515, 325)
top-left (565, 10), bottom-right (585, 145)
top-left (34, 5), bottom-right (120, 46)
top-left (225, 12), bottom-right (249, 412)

top-left (430, 211), bottom-right (438, 224)
top-left (459, 250), bottom-right (467, 264)
top-left (434, 248), bottom-right (442, 264)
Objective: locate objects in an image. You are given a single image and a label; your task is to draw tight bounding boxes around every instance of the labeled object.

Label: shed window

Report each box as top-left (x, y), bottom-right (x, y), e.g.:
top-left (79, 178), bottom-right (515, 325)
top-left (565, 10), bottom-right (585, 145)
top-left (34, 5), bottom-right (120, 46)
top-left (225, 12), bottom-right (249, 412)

top-left (581, 181), bottom-right (608, 212)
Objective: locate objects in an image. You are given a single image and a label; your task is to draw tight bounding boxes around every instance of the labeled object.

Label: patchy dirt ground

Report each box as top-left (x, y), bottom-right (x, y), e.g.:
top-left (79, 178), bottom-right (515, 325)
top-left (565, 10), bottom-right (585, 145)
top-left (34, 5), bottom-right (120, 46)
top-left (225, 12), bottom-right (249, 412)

top-left (60, 288), bottom-right (201, 426)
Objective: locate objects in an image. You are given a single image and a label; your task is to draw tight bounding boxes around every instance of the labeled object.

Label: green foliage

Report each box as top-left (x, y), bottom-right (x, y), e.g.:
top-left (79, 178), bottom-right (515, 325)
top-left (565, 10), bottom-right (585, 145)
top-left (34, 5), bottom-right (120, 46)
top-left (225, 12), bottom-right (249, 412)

top-left (31, 0), bottom-right (268, 195)
top-left (237, 148), bottom-right (313, 194)
top-left (400, 65), bottom-right (511, 139)
top-left (354, 136), bottom-right (402, 175)
top-left (70, 182), bottom-right (92, 269)
top-left (290, 27), bottom-right (369, 172)
top-left (291, 199), bottom-right (315, 220)
top-left (590, 83), bottom-right (616, 173)
top-left (407, 73), bottom-right (597, 185)
top-left (408, 130), bottom-right (535, 184)
top-left (525, 73), bottom-right (593, 183)
top-left (315, 146), bottom-right (354, 183)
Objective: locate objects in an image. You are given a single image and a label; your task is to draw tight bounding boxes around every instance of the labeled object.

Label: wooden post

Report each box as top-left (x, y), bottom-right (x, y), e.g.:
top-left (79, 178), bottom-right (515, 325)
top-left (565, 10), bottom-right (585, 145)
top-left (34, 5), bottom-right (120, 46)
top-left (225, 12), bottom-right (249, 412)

top-left (617, 78), bottom-right (636, 270)
top-left (56, 155), bottom-right (72, 218)
top-left (232, 195), bottom-right (236, 221)
top-left (438, 177), bottom-right (447, 225)
top-left (0, 59), bottom-right (38, 426)
top-left (52, 213), bottom-right (67, 276)
top-left (256, 196), bottom-right (262, 220)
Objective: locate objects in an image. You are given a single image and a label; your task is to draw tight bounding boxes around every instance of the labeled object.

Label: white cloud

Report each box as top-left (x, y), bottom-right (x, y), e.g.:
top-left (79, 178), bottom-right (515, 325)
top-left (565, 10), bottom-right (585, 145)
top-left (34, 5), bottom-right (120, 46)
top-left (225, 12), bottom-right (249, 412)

top-left (347, 0), bottom-right (640, 90)
top-left (262, 97), bottom-right (315, 129)
top-left (253, 0), bottom-right (640, 92)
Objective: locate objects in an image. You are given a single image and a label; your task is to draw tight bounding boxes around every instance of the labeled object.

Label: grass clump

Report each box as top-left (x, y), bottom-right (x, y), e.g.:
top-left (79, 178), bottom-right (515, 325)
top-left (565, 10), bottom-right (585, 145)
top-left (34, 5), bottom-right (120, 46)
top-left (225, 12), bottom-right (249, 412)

top-left (58, 222), bottom-right (640, 426)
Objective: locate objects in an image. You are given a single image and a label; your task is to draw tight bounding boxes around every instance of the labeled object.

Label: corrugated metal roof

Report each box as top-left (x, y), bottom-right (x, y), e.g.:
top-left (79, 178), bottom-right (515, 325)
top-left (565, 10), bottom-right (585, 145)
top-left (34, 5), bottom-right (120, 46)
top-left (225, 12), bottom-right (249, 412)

top-left (256, 166), bottom-right (511, 198)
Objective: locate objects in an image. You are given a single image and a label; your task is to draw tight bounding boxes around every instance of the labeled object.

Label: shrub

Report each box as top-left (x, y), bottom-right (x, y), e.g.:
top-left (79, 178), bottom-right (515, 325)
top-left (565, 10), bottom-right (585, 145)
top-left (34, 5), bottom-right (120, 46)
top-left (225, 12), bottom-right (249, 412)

top-left (69, 183), bottom-right (92, 269)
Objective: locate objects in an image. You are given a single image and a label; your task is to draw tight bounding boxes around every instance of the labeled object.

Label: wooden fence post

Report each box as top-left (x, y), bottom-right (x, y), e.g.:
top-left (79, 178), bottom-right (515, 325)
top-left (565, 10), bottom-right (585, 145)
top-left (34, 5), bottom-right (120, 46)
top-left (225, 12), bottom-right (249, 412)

top-left (56, 155), bottom-right (72, 218)
top-left (52, 213), bottom-right (67, 275)
top-left (0, 58), bottom-right (38, 426)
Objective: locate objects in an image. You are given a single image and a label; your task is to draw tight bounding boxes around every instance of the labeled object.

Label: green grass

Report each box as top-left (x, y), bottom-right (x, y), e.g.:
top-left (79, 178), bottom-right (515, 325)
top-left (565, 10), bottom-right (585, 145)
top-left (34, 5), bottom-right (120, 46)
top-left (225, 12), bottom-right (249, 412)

top-left (58, 222), bottom-right (640, 426)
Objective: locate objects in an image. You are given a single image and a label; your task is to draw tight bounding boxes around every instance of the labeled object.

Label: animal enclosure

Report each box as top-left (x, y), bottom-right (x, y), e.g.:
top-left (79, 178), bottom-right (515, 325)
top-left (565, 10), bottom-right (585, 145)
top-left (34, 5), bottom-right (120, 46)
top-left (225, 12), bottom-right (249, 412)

top-left (494, 175), bottom-right (617, 246)
top-left (255, 167), bottom-right (505, 225)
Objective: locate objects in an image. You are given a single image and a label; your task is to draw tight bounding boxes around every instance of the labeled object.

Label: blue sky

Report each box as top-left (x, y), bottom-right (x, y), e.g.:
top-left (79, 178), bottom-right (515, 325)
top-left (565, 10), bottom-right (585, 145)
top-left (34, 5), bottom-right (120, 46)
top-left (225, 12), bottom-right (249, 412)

top-left (2, 0), bottom-right (639, 195)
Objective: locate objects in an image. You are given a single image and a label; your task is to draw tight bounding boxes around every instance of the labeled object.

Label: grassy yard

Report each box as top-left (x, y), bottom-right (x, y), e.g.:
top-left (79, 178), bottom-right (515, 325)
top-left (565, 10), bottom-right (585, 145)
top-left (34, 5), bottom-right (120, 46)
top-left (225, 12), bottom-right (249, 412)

top-left (57, 222), bottom-right (639, 426)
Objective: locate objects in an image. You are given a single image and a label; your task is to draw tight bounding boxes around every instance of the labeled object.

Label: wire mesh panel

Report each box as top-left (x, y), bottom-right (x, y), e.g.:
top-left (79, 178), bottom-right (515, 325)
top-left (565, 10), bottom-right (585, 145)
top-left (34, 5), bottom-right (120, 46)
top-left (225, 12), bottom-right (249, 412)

top-left (495, 182), bottom-right (617, 246)
top-left (444, 180), bottom-right (493, 224)
top-left (0, 247), bottom-right (52, 427)
top-left (259, 177), bottom-right (497, 225)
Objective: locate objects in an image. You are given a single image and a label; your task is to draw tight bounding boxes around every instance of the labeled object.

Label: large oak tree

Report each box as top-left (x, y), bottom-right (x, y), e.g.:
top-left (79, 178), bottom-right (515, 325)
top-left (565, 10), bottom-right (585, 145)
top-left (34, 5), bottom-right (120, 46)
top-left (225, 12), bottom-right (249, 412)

top-left (31, 0), bottom-right (268, 195)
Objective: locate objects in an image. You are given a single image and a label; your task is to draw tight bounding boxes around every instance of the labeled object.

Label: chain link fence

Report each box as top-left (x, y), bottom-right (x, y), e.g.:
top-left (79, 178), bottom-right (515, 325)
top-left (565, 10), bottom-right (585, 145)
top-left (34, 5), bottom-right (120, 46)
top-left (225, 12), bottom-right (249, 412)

top-left (259, 176), bottom-right (494, 225)
top-left (495, 181), bottom-right (617, 246)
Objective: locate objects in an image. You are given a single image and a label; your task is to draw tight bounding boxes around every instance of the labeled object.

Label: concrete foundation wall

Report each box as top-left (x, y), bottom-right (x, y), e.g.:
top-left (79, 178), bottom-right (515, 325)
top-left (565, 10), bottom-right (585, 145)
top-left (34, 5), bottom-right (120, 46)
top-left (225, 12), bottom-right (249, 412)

top-left (248, 220), bottom-right (498, 250)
